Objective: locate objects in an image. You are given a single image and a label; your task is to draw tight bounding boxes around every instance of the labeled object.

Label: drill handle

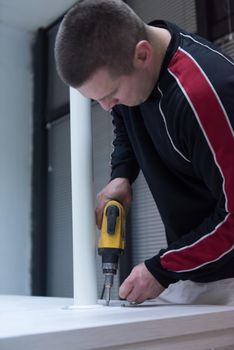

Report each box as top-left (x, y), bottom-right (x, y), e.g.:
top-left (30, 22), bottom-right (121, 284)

top-left (98, 200), bottom-right (125, 250)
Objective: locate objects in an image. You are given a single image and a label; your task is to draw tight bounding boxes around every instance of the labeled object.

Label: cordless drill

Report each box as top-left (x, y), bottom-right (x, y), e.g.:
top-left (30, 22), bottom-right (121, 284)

top-left (98, 200), bottom-right (125, 306)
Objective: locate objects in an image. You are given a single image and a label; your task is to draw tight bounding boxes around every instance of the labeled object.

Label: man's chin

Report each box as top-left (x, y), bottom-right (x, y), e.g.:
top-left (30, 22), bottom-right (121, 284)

top-left (122, 99), bottom-right (145, 107)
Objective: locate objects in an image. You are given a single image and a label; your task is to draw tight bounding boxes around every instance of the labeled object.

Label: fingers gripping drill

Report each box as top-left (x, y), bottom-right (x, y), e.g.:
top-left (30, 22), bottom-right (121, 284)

top-left (98, 200), bottom-right (125, 306)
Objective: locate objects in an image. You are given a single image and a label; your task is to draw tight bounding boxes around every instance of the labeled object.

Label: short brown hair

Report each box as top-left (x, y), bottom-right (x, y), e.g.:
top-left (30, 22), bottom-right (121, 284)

top-left (55, 0), bottom-right (147, 87)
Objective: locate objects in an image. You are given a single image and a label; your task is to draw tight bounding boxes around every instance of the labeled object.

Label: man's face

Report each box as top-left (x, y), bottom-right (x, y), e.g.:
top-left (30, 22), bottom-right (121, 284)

top-left (77, 67), bottom-right (152, 111)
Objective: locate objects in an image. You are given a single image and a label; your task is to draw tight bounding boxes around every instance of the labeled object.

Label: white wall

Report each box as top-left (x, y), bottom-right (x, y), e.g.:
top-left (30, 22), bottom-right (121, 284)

top-left (0, 23), bottom-right (33, 294)
top-left (0, 0), bottom-right (78, 296)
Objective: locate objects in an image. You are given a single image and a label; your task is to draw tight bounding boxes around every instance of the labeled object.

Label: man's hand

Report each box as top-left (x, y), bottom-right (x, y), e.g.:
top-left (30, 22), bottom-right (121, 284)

top-left (119, 262), bottom-right (165, 304)
top-left (95, 177), bottom-right (132, 229)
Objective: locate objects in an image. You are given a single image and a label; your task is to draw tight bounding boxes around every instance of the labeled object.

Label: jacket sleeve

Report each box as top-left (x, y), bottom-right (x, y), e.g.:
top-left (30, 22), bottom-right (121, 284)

top-left (110, 107), bottom-right (140, 184)
top-left (145, 50), bottom-right (234, 288)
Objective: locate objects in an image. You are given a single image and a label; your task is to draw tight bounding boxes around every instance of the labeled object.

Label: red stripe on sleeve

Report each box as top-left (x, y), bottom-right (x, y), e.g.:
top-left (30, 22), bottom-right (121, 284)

top-left (161, 48), bottom-right (234, 273)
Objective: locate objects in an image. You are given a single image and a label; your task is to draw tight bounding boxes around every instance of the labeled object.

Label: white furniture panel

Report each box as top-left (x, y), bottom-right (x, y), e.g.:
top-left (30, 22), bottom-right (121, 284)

top-left (0, 296), bottom-right (234, 350)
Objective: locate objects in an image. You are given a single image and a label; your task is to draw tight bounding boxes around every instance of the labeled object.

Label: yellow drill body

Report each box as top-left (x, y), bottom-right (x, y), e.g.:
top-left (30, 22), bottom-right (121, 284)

top-left (98, 200), bottom-right (125, 305)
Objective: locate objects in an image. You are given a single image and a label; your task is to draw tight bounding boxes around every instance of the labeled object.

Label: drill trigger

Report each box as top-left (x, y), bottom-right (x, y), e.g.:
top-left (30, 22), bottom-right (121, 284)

top-left (106, 205), bottom-right (119, 234)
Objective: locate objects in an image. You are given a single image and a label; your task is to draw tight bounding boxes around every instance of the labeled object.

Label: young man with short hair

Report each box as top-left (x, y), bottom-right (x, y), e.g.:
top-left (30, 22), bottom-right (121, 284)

top-left (55, 0), bottom-right (234, 305)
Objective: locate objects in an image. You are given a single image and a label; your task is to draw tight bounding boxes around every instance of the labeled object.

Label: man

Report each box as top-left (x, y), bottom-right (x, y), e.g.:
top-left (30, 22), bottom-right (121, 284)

top-left (55, 0), bottom-right (234, 305)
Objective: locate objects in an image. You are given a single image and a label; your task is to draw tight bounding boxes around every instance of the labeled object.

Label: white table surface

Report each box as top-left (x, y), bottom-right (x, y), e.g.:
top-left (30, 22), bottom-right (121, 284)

top-left (0, 295), bottom-right (234, 350)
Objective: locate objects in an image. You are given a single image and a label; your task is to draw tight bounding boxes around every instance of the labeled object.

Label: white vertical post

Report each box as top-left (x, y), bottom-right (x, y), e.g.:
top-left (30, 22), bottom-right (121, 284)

top-left (69, 87), bottom-right (97, 306)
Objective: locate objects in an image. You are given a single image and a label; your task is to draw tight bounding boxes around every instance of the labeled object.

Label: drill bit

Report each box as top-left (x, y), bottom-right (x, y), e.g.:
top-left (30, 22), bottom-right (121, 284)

top-left (105, 285), bottom-right (111, 306)
top-left (104, 274), bottom-right (114, 306)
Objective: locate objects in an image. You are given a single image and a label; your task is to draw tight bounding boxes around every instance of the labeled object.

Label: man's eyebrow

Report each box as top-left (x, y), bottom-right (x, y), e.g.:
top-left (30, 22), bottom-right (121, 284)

top-left (98, 88), bottom-right (118, 102)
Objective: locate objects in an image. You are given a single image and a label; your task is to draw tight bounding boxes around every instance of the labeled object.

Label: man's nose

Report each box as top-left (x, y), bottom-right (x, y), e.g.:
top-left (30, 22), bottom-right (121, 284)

top-left (99, 98), bottom-right (119, 111)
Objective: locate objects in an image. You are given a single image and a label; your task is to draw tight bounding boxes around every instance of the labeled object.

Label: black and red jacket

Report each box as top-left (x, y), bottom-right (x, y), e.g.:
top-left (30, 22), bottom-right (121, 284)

top-left (110, 21), bottom-right (234, 288)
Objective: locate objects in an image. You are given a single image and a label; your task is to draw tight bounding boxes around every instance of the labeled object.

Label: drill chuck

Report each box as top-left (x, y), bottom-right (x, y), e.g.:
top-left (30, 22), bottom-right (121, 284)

top-left (102, 262), bottom-right (118, 274)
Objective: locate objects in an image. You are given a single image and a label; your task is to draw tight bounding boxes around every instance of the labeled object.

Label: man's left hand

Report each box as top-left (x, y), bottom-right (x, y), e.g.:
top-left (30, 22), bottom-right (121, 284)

top-left (119, 262), bottom-right (165, 304)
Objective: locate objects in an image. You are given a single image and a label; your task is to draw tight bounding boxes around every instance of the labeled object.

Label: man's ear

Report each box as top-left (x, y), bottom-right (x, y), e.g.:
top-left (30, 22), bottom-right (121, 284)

top-left (133, 40), bottom-right (152, 69)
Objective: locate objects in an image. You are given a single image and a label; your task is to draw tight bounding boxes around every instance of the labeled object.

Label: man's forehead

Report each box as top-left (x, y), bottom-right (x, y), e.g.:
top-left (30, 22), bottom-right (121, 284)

top-left (77, 69), bottom-right (120, 100)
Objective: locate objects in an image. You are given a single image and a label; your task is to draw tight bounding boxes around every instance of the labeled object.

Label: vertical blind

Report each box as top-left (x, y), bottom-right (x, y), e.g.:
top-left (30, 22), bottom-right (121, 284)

top-left (215, 33), bottom-right (234, 58)
top-left (126, 0), bottom-right (197, 32)
top-left (91, 102), bottom-right (120, 299)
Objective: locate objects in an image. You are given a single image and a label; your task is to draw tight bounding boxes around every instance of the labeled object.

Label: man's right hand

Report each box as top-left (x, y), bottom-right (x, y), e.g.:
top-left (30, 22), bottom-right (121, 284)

top-left (95, 177), bottom-right (132, 229)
